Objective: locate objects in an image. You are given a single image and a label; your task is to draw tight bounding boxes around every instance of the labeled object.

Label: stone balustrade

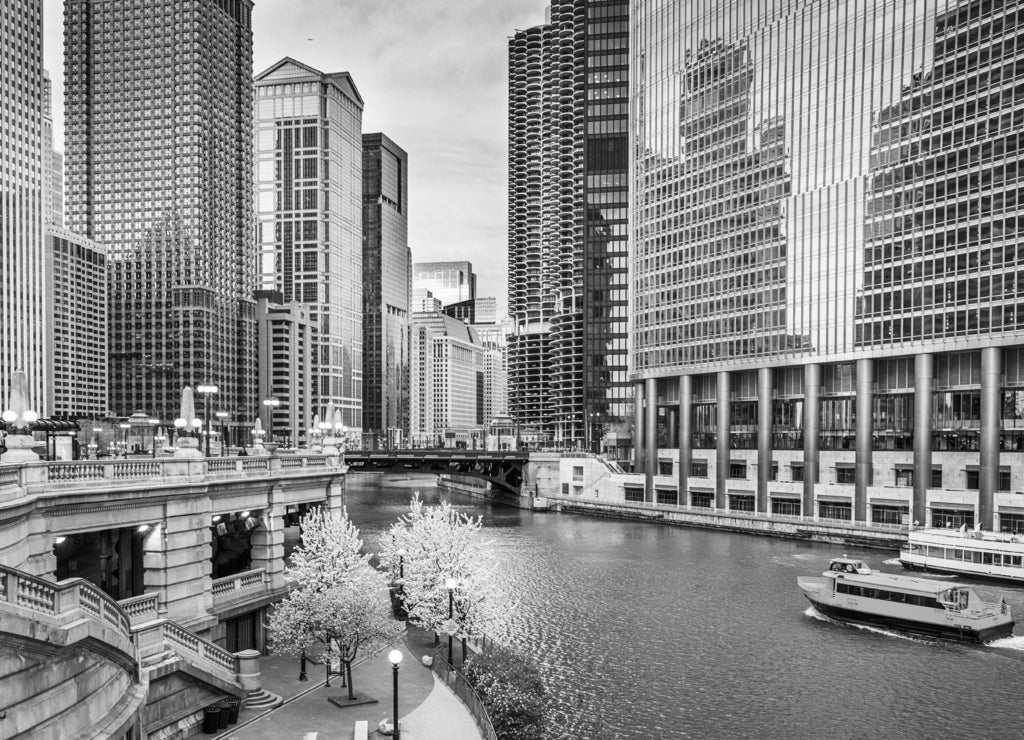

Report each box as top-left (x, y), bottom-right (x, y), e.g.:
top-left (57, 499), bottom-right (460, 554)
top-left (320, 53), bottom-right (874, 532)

top-left (211, 568), bottom-right (268, 601)
top-left (118, 592), bottom-right (161, 625)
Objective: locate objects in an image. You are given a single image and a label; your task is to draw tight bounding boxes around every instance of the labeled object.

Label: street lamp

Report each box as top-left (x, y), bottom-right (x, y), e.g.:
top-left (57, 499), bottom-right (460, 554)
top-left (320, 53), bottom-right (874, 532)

top-left (263, 397), bottom-right (280, 444)
top-left (196, 384), bottom-right (218, 457)
top-left (216, 411), bottom-right (229, 455)
top-left (119, 422), bottom-right (130, 458)
top-left (388, 649), bottom-right (403, 740)
top-left (149, 417), bottom-right (160, 458)
top-left (445, 577), bottom-right (457, 665)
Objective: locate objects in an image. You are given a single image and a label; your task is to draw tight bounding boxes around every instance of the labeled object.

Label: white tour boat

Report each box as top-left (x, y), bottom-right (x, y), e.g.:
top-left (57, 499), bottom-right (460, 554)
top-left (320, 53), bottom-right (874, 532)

top-left (798, 556), bottom-right (1014, 642)
top-left (899, 525), bottom-right (1024, 584)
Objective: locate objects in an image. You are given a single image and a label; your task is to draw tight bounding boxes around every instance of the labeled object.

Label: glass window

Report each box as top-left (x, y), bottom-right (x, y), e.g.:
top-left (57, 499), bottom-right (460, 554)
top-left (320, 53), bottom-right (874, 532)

top-left (729, 462), bottom-right (747, 479)
top-left (690, 460), bottom-right (708, 477)
top-left (836, 467), bottom-right (855, 485)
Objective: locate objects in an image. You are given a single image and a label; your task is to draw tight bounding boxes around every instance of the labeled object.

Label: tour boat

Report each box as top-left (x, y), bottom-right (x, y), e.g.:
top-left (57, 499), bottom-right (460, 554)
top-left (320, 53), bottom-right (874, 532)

top-left (798, 556), bottom-right (1014, 642)
top-left (899, 526), bottom-right (1024, 584)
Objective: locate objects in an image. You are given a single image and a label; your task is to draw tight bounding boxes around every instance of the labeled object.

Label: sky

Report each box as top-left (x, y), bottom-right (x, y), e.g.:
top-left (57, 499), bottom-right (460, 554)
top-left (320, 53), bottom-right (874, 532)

top-left (42, 0), bottom-right (546, 312)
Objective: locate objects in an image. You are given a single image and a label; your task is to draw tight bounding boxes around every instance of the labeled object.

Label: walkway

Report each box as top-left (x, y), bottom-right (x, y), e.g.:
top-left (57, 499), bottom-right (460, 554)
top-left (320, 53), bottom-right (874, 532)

top-left (216, 627), bottom-right (482, 740)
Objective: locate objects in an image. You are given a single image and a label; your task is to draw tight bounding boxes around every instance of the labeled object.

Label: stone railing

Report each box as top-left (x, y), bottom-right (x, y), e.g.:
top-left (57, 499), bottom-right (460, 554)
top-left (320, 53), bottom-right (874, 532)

top-left (0, 564), bottom-right (132, 642)
top-left (212, 568), bottom-right (268, 601)
top-left (162, 620), bottom-right (237, 674)
top-left (118, 592), bottom-right (161, 625)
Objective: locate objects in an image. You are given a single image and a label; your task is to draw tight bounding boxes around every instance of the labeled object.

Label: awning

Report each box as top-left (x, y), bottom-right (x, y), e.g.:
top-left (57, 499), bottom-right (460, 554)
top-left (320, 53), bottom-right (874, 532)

top-left (816, 495), bottom-right (853, 503)
top-left (869, 498), bottom-right (910, 507)
top-left (833, 462), bottom-right (855, 469)
top-left (689, 486), bottom-right (714, 494)
top-left (769, 492), bottom-right (802, 500)
top-left (894, 463), bottom-right (914, 470)
top-left (929, 502), bottom-right (976, 511)
top-left (997, 506), bottom-right (1024, 515)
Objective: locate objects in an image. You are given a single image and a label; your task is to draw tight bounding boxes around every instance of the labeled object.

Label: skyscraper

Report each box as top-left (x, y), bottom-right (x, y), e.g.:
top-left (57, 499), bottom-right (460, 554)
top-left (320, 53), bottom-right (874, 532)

top-left (630, 0), bottom-right (1024, 533)
top-left (254, 58), bottom-right (365, 435)
top-left (507, 0), bottom-right (631, 448)
top-left (64, 0), bottom-right (257, 425)
top-left (1, 0), bottom-right (46, 412)
top-left (413, 261), bottom-right (477, 307)
top-left (43, 70), bottom-right (64, 229)
top-left (363, 133), bottom-right (411, 449)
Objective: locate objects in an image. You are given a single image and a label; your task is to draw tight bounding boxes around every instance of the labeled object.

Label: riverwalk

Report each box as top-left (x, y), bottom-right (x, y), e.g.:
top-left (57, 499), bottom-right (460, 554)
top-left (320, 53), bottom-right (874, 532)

top-left (216, 627), bottom-right (482, 740)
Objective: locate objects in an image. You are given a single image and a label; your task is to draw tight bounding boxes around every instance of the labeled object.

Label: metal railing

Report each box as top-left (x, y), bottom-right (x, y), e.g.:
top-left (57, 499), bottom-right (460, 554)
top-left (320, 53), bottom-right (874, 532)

top-left (429, 650), bottom-right (498, 740)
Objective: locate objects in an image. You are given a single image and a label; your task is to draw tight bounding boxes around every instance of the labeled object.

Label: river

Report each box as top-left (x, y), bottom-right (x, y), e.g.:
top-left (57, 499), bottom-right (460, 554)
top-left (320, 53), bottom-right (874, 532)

top-left (345, 476), bottom-right (1024, 740)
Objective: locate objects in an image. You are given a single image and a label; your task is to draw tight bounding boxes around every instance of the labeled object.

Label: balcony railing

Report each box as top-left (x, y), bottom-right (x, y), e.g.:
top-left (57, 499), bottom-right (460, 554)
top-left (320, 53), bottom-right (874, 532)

top-left (118, 592), bottom-right (161, 625)
top-left (212, 568), bottom-right (268, 601)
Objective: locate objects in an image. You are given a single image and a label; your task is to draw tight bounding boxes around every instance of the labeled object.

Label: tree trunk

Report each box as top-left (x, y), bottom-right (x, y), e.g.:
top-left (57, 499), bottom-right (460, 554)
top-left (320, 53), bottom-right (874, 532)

top-left (343, 660), bottom-right (355, 700)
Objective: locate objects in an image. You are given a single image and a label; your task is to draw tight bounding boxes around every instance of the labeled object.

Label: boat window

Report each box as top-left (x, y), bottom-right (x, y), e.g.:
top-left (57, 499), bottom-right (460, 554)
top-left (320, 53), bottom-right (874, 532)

top-left (972, 551), bottom-right (984, 564)
top-left (953, 548), bottom-right (964, 560)
top-left (992, 554), bottom-right (1002, 566)
top-left (1010, 556), bottom-right (1023, 568)
top-left (982, 552), bottom-right (993, 565)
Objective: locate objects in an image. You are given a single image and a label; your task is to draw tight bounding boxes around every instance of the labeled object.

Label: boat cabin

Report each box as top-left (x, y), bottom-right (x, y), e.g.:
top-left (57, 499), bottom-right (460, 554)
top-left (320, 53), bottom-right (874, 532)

top-left (828, 557), bottom-right (872, 575)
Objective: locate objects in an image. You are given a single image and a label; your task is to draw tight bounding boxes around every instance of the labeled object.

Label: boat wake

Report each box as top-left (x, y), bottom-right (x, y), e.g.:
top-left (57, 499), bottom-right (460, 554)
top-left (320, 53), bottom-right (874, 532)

top-left (882, 558), bottom-right (902, 566)
top-left (803, 606), bottom-right (933, 643)
top-left (985, 635), bottom-right (1024, 651)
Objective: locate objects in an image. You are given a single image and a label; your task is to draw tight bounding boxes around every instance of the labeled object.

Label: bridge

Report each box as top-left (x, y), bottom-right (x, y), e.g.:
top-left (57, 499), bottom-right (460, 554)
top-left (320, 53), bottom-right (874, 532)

top-left (343, 449), bottom-right (530, 494)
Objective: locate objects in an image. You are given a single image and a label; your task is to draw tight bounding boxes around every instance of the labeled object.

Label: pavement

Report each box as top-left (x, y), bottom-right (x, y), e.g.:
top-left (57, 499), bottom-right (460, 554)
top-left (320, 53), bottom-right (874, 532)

top-left (215, 626), bottom-right (482, 740)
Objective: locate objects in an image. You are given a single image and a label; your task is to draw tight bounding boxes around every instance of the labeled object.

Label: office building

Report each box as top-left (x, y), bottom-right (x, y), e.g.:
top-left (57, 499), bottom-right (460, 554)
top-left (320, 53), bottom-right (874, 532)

top-left (363, 133), bottom-right (411, 449)
top-left (255, 290), bottom-right (314, 448)
top-left (443, 296), bottom-right (497, 325)
top-left (43, 70), bottom-right (64, 229)
top-left (507, 0), bottom-right (631, 448)
top-left (45, 228), bottom-right (108, 419)
top-left (65, 0), bottom-right (257, 426)
top-left (413, 261), bottom-right (476, 306)
top-left (1, 0), bottom-right (46, 412)
top-left (254, 58), bottom-right (365, 435)
top-left (630, 0), bottom-right (1024, 532)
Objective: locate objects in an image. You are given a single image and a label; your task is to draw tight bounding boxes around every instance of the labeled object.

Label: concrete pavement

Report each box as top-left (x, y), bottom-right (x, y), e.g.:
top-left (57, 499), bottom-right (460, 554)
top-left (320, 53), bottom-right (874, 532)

top-left (214, 627), bottom-right (482, 740)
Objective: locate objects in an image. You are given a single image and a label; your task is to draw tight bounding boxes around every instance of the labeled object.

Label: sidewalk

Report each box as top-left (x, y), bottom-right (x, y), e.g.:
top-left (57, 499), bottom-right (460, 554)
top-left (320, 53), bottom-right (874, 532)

top-left (216, 627), bottom-right (482, 740)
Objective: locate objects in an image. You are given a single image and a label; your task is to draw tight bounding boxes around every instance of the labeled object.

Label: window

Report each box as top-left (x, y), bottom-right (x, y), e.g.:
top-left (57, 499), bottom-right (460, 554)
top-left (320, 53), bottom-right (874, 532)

top-left (690, 460), bottom-right (708, 477)
top-left (691, 491), bottom-right (713, 508)
top-left (730, 494), bottom-right (754, 512)
top-left (769, 462), bottom-right (779, 481)
top-left (820, 502), bottom-right (852, 521)
top-left (624, 486), bottom-right (645, 502)
top-left (729, 462), bottom-right (747, 479)
top-left (872, 505), bottom-right (907, 526)
top-left (931, 466), bottom-right (943, 489)
top-left (656, 489), bottom-right (678, 505)
top-left (999, 469), bottom-right (1012, 492)
top-left (896, 468), bottom-right (914, 487)
top-left (772, 499), bottom-right (801, 517)
top-left (932, 508), bottom-right (974, 529)
top-left (572, 465), bottom-right (583, 482)
top-left (836, 467), bottom-right (855, 485)
top-left (658, 460), bottom-right (673, 476)
top-left (791, 464), bottom-right (804, 482)
top-left (966, 469), bottom-right (980, 490)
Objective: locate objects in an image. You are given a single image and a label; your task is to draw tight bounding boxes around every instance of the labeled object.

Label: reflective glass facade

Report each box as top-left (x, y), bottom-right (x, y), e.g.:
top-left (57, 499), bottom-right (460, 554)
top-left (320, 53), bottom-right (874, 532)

top-left (629, 0), bottom-right (1024, 532)
top-left (254, 60), bottom-right (364, 432)
top-left (1, 0), bottom-right (46, 412)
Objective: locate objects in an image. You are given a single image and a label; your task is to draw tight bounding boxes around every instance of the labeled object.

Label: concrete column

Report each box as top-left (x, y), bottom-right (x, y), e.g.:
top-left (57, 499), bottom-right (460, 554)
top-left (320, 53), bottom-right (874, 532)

top-left (326, 476), bottom-right (346, 515)
top-left (250, 485), bottom-right (286, 593)
top-left (913, 354), bottom-right (934, 527)
top-left (980, 347), bottom-right (1001, 531)
top-left (633, 382), bottom-right (645, 474)
top-left (679, 376), bottom-right (692, 507)
top-left (645, 377), bottom-right (658, 502)
top-left (757, 368), bottom-right (773, 515)
top-left (716, 371), bottom-right (730, 509)
top-left (145, 498), bottom-right (214, 629)
top-left (855, 359), bottom-right (874, 524)
top-left (803, 364), bottom-right (821, 519)
top-left (666, 407), bottom-right (679, 449)
top-left (236, 649), bottom-right (265, 704)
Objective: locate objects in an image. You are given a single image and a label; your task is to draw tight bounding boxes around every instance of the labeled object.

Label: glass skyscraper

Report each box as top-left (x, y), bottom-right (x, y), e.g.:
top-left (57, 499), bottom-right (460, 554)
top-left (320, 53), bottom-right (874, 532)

top-left (508, 0), bottom-right (631, 448)
top-left (1, 0), bottom-right (46, 413)
top-left (363, 133), bottom-right (411, 447)
top-left (631, 0), bottom-right (1024, 532)
top-left (65, 0), bottom-right (257, 425)
top-left (254, 59), bottom-right (365, 434)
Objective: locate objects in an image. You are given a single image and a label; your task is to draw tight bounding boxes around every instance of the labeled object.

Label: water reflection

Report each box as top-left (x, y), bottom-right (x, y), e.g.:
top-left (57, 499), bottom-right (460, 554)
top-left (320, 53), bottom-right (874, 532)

top-left (346, 477), bottom-right (1024, 740)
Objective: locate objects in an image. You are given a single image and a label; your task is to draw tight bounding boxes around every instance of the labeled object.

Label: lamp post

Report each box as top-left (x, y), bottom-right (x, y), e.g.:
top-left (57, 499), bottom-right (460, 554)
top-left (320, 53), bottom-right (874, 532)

top-left (445, 577), bottom-right (457, 665)
top-left (149, 417), bottom-right (160, 458)
top-left (196, 384), bottom-right (218, 457)
top-left (119, 423), bottom-right (130, 458)
top-left (91, 426), bottom-right (101, 459)
top-left (263, 397), bottom-right (280, 444)
top-left (388, 649), bottom-right (402, 740)
top-left (216, 411), bottom-right (229, 455)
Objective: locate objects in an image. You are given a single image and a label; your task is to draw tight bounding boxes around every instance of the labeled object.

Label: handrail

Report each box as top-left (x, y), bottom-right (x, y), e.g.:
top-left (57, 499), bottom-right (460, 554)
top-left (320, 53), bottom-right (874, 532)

top-left (430, 649), bottom-right (498, 740)
top-left (212, 568), bottom-right (268, 597)
top-left (161, 619), bottom-right (237, 674)
top-left (0, 564), bottom-right (132, 641)
top-left (118, 592), bottom-right (160, 623)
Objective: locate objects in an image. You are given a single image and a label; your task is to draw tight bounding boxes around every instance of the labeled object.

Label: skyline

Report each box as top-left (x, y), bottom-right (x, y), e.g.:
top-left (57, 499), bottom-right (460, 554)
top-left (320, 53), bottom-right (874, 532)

top-left (42, 0), bottom-right (544, 312)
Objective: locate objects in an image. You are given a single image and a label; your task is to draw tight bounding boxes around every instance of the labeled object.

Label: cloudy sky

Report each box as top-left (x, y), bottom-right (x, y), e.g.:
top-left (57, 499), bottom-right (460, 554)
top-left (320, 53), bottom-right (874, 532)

top-left (43, 0), bottom-right (546, 311)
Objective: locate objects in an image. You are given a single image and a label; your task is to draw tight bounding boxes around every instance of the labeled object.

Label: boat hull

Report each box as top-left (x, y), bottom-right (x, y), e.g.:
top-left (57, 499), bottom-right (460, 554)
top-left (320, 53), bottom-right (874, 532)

top-left (803, 595), bottom-right (1015, 643)
top-left (898, 558), bottom-right (1024, 586)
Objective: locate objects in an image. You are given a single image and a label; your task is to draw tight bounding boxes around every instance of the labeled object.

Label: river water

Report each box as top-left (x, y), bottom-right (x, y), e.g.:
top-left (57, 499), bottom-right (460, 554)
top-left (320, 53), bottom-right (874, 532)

top-left (345, 476), bottom-right (1024, 740)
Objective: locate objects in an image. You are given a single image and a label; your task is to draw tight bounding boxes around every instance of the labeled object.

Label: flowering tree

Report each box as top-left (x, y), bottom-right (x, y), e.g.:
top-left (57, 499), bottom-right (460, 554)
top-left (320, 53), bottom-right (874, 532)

top-left (379, 494), bottom-right (500, 653)
top-left (268, 507), bottom-right (394, 700)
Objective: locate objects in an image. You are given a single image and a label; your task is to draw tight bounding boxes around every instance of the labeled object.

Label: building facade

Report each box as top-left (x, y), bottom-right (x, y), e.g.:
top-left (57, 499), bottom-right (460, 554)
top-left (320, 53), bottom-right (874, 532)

top-left (363, 133), bottom-right (411, 449)
top-left (45, 228), bottom-right (108, 419)
top-left (508, 0), bottom-right (631, 448)
top-left (631, 0), bottom-right (1024, 532)
top-left (254, 58), bottom-right (366, 437)
top-left (255, 290), bottom-right (314, 448)
top-left (43, 70), bottom-right (64, 229)
top-left (1, 0), bottom-right (47, 413)
top-left (413, 261), bottom-right (477, 307)
top-left (64, 0), bottom-right (257, 427)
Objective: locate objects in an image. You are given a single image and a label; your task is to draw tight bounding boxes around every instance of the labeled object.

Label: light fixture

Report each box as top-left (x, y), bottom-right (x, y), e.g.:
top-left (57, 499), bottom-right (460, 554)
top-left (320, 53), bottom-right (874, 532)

top-left (212, 515), bottom-right (221, 522)
top-left (55, 536), bottom-right (66, 544)
top-left (388, 649), bottom-right (402, 666)
top-left (138, 524), bottom-right (149, 532)
top-left (241, 511), bottom-right (250, 517)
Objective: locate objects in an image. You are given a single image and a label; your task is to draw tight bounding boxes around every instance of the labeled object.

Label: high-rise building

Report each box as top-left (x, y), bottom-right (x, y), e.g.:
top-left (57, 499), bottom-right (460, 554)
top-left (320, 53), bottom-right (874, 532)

top-left (413, 261), bottom-right (476, 306)
top-left (443, 297), bottom-right (497, 325)
top-left (255, 290), bottom-right (314, 449)
top-left (254, 58), bottom-right (365, 435)
top-left (630, 0), bottom-right (1024, 533)
top-left (507, 0), bottom-right (631, 448)
top-left (64, 0), bottom-right (257, 426)
top-left (45, 228), bottom-right (107, 419)
top-left (43, 70), bottom-right (64, 229)
top-left (363, 133), bottom-right (411, 449)
top-left (1, 0), bottom-right (46, 412)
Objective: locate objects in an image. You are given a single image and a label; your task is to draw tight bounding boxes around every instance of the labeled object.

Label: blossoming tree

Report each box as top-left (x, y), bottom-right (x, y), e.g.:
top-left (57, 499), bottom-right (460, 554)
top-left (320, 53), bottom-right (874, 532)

top-left (268, 507), bottom-right (394, 702)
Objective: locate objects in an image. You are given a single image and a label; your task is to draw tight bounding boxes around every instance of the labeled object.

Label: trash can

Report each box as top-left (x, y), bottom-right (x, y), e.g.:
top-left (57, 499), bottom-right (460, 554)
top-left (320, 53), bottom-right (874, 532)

top-left (216, 701), bottom-right (230, 729)
top-left (221, 698), bottom-right (241, 725)
top-left (202, 706), bottom-right (221, 734)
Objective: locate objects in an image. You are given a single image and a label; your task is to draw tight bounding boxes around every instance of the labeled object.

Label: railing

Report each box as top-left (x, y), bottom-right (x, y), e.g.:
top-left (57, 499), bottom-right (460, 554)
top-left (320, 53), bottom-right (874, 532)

top-left (207, 458), bottom-right (240, 473)
top-left (162, 619), bottom-right (237, 674)
top-left (0, 564), bottom-right (132, 641)
top-left (118, 592), bottom-right (160, 623)
top-left (430, 650), bottom-right (498, 740)
top-left (0, 467), bottom-right (20, 486)
top-left (212, 568), bottom-right (267, 598)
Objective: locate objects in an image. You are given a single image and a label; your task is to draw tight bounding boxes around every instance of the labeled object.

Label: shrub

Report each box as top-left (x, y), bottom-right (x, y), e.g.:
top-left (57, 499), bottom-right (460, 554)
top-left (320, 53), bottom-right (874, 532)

top-left (463, 644), bottom-right (546, 740)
